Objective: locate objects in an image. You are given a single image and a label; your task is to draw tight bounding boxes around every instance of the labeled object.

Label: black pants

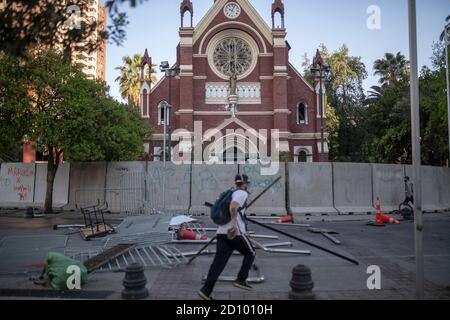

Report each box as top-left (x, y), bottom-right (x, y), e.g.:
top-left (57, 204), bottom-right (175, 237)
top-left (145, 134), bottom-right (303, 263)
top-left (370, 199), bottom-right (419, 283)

top-left (405, 196), bottom-right (414, 204)
top-left (202, 234), bottom-right (256, 296)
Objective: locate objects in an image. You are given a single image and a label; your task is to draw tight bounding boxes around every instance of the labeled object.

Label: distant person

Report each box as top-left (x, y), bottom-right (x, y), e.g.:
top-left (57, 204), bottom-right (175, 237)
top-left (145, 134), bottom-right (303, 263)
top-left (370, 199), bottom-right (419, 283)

top-left (403, 176), bottom-right (414, 205)
top-left (198, 174), bottom-right (256, 301)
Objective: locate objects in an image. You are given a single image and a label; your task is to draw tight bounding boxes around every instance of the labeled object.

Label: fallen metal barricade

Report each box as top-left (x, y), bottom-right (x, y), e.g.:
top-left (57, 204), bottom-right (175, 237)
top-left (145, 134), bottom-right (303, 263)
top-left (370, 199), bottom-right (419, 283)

top-left (66, 245), bottom-right (189, 273)
top-left (102, 232), bottom-right (173, 249)
top-left (75, 188), bottom-right (161, 215)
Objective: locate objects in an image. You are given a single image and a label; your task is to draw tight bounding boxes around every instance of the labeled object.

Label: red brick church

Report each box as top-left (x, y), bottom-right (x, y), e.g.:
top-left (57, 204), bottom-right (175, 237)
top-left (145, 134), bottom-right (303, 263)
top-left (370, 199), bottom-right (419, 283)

top-left (140, 0), bottom-right (329, 163)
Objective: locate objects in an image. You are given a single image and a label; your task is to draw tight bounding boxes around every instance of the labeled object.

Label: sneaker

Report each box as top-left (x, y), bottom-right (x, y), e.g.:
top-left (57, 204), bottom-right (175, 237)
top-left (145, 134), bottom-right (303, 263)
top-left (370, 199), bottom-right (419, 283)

top-left (233, 280), bottom-right (253, 291)
top-left (198, 289), bottom-right (215, 301)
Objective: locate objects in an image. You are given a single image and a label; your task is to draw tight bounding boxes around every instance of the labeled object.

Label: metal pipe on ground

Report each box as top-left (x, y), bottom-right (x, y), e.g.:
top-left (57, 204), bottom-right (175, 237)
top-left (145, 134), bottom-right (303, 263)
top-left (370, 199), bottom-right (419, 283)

top-left (245, 216), bottom-right (359, 265)
top-left (247, 234), bottom-right (279, 240)
top-left (201, 275), bottom-right (265, 284)
top-left (264, 222), bottom-right (311, 228)
top-left (249, 238), bottom-right (310, 255)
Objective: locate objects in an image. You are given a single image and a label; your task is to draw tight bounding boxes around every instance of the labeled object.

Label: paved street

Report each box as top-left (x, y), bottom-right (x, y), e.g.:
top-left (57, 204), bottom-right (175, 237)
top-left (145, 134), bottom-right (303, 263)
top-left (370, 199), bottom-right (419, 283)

top-left (0, 210), bottom-right (449, 300)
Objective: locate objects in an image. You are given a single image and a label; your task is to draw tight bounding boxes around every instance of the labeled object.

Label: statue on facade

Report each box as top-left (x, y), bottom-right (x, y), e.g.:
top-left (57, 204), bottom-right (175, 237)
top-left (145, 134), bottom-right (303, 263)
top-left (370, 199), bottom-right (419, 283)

top-left (229, 69), bottom-right (237, 96)
top-left (227, 63), bottom-right (239, 116)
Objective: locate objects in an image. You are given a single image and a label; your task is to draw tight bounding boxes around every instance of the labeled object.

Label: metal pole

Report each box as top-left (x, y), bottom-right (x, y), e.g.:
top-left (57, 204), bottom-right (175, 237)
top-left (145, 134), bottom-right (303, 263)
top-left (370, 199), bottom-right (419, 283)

top-left (168, 72), bottom-right (172, 162)
top-left (445, 38), bottom-right (450, 165)
top-left (163, 102), bottom-right (167, 209)
top-left (408, 0), bottom-right (424, 300)
top-left (319, 70), bottom-right (325, 155)
top-left (163, 104), bottom-right (167, 165)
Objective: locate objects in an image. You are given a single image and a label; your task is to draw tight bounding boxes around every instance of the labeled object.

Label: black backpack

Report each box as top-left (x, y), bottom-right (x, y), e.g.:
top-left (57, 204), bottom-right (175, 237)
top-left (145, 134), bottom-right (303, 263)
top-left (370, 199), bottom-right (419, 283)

top-left (210, 189), bottom-right (236, 226)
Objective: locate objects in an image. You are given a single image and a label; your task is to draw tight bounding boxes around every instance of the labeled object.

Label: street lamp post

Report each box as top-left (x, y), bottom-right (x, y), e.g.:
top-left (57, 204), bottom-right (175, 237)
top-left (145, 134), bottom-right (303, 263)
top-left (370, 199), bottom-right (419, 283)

top-left (446, 32), bottom-right (450, 166)
top-left (159, 62), bottom-right (180, 210)
top-left (408, 0), bottom-right (424, 300)
top-left (159, 61), bottom-right (181, 163)
top-left (441, 18), bottom-right (450, 165)
top-left (310, 58), bottom-right (331, 158)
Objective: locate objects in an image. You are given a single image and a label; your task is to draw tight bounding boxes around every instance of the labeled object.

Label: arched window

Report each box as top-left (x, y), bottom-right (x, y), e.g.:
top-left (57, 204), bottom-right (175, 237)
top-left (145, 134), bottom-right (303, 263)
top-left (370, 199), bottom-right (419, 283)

top-left (298, 150), bottom-right (308, 163)
top-left (141, 89), bottom-right (148, 118)
top-left (273, 11), bottom-right (283, 29)
top-left (297, 102), bottom-right (308, 124)
top-left (158, 101), bottom-right (169, 125)
top-left (315, 82), bottom-right (326, 118)
top-left (294, 146), bottom-right (312, 163)
top-left (181, 11), bottom-right (190, 28)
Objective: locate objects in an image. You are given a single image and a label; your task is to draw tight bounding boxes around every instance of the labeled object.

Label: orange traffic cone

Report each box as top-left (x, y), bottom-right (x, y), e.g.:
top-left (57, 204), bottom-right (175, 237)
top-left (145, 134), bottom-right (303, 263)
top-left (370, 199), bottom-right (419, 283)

top-left (379, 213), bottom-right (400, 224)
top-left (275, 215), bottom-right (294, 224)
top-left (374, 197), bottom-right (400, 225)
top-left (375, 197), bottom-right (384, 225)
top-left (178, 229), bottom-right (208, 241)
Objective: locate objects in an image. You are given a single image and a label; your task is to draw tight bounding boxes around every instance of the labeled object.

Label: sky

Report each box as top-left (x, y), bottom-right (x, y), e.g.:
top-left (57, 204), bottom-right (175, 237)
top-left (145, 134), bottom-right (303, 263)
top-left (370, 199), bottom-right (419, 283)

top-left (102, 0), bottom-right (450, 103)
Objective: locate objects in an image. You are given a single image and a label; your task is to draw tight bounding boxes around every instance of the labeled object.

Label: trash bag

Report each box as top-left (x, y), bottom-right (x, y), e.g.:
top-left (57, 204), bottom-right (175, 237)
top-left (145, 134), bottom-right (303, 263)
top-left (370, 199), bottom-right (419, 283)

top-left (45, 252), bottom-right (88, 290)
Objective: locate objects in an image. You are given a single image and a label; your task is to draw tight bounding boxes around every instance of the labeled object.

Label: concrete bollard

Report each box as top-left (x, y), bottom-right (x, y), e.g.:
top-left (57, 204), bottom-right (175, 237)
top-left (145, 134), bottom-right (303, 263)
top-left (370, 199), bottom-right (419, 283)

top-left (121, 263), bottom-right (149, 300)
top-left (289, 265), bottom-right (315, 300)
top-left (25, 207), bottom-right (34, 219)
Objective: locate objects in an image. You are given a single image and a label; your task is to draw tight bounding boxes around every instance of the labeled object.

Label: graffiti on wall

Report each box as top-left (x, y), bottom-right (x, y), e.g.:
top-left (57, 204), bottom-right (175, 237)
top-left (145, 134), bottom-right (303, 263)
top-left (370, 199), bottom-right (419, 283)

top-left (242, 165), bottom-right (282, 192)
top-left (0, 165), bottom-right (34, 202)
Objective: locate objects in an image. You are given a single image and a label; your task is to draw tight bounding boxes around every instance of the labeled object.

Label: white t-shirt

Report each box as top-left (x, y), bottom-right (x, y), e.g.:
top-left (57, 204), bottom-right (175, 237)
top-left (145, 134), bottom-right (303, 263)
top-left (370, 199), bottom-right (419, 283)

top-left (216, 189), bottom-right (248, 235)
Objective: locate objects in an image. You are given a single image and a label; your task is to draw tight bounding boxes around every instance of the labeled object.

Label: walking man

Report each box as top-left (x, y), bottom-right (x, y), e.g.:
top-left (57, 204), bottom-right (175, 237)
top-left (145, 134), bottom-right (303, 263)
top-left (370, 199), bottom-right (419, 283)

top-left (198, 174), bottom-right (256, 300)
top-left (404, 176), bottom-right (414, 205)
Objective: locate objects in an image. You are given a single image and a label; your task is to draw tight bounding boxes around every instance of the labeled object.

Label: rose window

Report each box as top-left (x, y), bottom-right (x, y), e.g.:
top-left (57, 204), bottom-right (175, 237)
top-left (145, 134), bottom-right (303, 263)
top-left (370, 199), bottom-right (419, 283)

top-left (212, 37), bottom-right (253, 77)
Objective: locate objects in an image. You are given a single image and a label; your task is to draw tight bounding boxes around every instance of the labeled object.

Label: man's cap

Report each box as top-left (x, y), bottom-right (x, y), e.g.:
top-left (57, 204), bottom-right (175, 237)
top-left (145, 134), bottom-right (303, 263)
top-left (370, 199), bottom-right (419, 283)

top-left (235, 174), bottom-right (251, 184)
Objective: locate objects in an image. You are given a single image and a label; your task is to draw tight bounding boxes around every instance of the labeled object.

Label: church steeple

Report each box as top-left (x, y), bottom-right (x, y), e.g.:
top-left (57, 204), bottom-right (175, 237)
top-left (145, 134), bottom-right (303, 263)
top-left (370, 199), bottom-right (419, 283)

top-left (271, 0), bottom-right (285, 29)
top-left (140, 48), bottom-right (152, 82)
top-left (180, 0), bottom-right (193, 28)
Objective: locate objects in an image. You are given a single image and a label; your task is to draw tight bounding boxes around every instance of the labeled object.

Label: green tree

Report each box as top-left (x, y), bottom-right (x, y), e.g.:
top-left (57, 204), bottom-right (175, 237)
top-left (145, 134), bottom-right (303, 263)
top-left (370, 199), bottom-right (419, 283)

top-left (115, 54), bottom-right (157, 109)
top-left (420, 63), bottom-right (449, 166)
top-left (0, 53), bottom-right (31, 162)
top-left (0, 0), bottom-right (138, 57)
top-left (318, 44), bottom-right (368, 161)
top-left (373, 52), bottom-right (409, 87)
top-left (365, 45), bottom-right (448, 166)
top-left (0, 50), bottom-right (152, 213)
top-left (364, 80), bottom-right (412, 163)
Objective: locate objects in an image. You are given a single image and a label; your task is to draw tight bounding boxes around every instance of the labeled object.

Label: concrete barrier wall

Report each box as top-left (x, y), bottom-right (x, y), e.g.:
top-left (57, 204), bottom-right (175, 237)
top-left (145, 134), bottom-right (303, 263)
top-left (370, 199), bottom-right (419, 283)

top-left (440, 168), bottom-right (450, 210)
top-left (34, 163), bottom-right (70, 207)
top-left (147, 162), bottom-right (191, 213)
top-left (63, 162), bottom-right (107, 210)
top-left (372, 164), bottom-right (405, 211)
top-left (421, 166), bottom-right (441, 212)
top-left (405, 165), bottom-right (450, 212)
top-left (1, 161), bottom-right (450, 215)
top-left (289, 163), bottom-right (336, 215)
top-left (105, 162), bottom-right (146, 213)
top-left (333, 163), bottom-right (375, 214)
top-left (240, 164), bottom-right (286, 215)
top-left (0, 163), bottom-right (36, 208)
top-left (190, 164), bottom-right (238, 215)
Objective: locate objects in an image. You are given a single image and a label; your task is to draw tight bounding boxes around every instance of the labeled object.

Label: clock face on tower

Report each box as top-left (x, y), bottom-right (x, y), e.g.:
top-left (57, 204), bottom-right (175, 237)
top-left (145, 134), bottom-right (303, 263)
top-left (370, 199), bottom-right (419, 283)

top-left (224, 2), bottom-right (241, 19)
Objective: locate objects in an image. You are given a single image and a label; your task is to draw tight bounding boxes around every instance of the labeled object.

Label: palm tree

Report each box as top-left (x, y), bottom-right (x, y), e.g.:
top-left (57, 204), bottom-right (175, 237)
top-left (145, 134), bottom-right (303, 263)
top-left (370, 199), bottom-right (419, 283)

top-left (364, 85), bottom-right (383, 105)
top-left (115, 54), bottom-right (157, 109)
top-left (373, 52), bottom-right (409, 87)
top-left (439, 15), bottom-right (450, 42)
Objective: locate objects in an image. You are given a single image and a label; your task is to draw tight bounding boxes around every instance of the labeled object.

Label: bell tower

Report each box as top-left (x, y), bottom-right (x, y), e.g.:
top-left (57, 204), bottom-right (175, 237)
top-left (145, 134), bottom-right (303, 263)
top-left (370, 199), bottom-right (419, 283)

top-left (178, 0), bottom-right (194, 131)
top-left (180, 0), bottom-right (193, 28)
top-left (271, 0), bottom-right (289, 143)
top-left (271, 0), bottom-right (285, 29)
top-left (140, 49), bottom-right (152, 119)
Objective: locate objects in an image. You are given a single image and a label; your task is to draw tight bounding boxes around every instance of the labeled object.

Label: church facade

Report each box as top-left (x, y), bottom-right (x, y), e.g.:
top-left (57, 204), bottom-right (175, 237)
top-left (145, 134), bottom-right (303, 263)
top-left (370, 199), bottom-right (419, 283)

top-left (140, 0), bottom-right (329, 163)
